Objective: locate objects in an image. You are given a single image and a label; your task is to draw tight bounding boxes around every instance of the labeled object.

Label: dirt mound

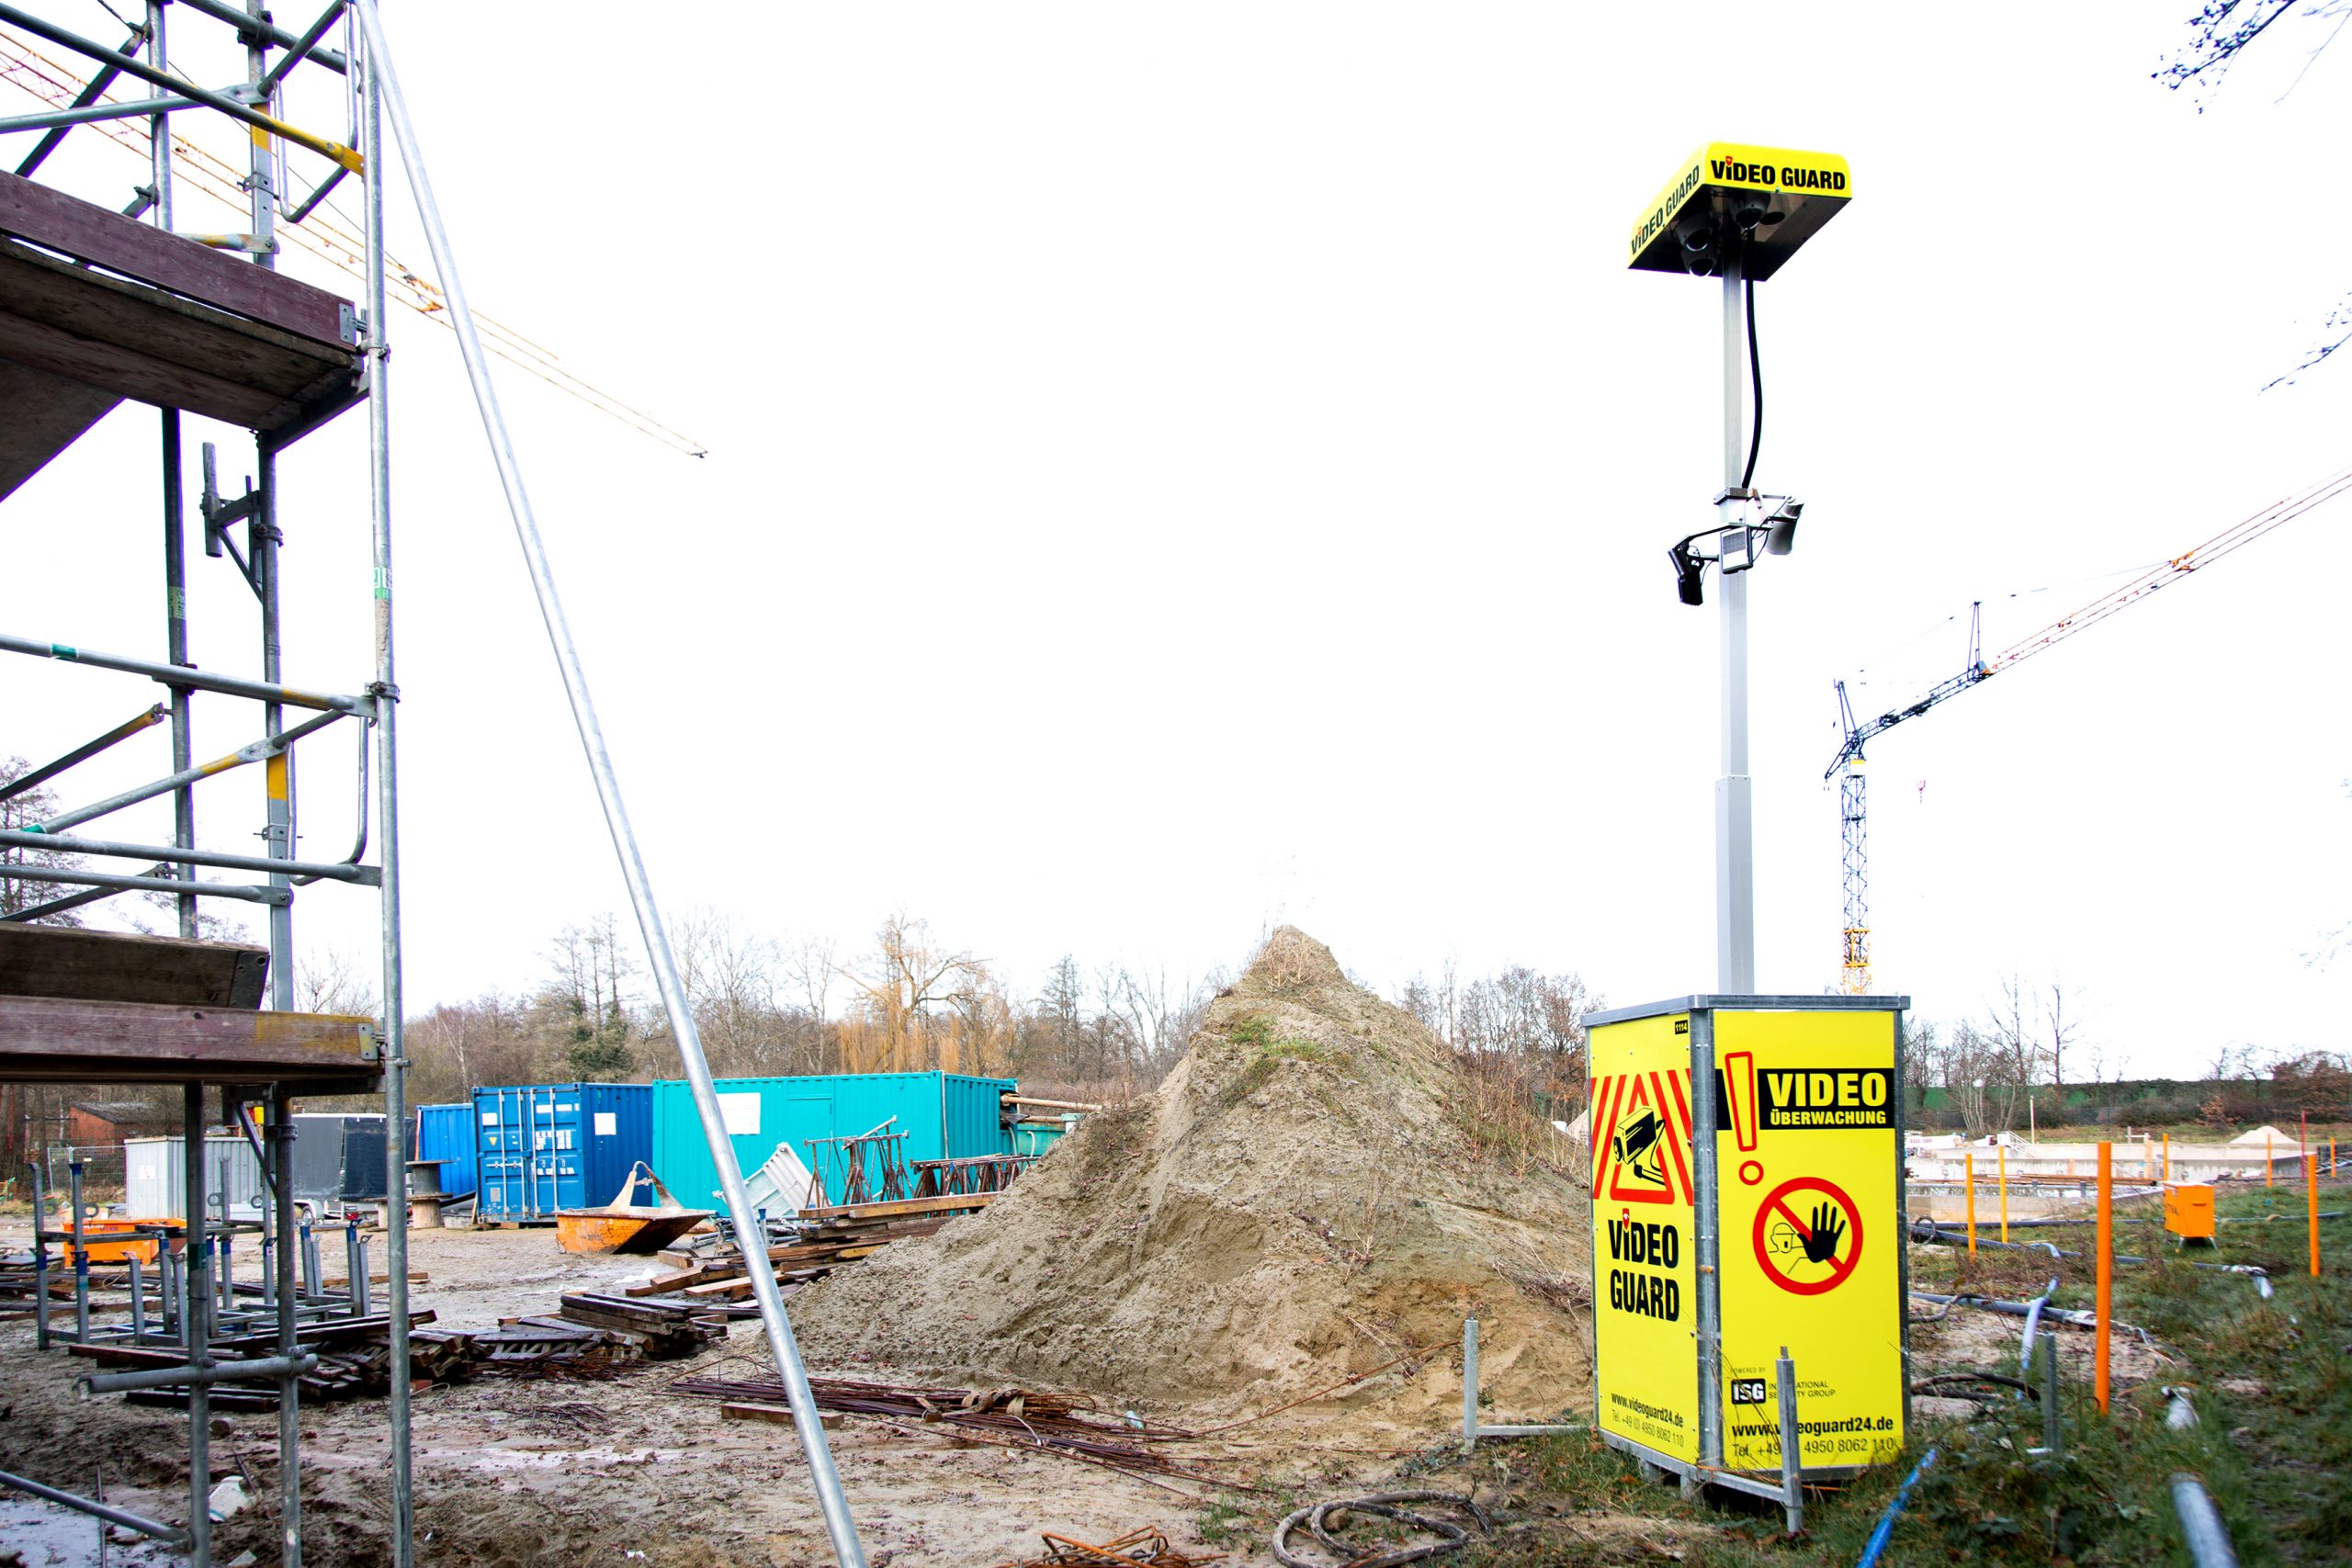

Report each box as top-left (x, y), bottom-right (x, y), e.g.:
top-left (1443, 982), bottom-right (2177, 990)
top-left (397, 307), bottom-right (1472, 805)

top-left (793, 927), bottom-right (1592, 1434)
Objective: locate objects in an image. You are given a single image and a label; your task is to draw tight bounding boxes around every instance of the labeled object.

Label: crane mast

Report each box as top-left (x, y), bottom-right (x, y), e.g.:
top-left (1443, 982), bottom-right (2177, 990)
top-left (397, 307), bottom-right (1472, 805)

top-left (1826, 461), bottom-right (2352, 992)
top-left (1834, 608), bottom-right (1984, 993)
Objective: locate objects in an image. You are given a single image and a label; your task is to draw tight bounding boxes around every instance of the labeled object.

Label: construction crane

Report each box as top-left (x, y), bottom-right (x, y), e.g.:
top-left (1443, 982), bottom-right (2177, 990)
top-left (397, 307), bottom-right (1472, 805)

top-left (0, 24), bottom-right (706, 457)
top-left (1827, 460), bottom-right (2352, 993)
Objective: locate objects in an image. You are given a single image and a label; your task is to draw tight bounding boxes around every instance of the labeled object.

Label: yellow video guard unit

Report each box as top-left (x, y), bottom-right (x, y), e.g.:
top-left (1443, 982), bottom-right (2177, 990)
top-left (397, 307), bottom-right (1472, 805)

top-left (1629, 142), bottom-right (1852, 281)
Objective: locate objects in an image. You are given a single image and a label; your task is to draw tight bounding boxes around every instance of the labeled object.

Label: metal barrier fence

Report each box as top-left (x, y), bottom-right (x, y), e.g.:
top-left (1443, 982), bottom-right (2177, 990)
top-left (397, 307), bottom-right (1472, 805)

top-left (44, 1145), bottom-right (126, 1203)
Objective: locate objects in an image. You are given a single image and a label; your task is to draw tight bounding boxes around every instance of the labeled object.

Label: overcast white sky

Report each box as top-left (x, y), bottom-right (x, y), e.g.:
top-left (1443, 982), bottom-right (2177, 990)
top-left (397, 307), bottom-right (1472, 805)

top-left (5, 2), bottom-right (2346, 1078)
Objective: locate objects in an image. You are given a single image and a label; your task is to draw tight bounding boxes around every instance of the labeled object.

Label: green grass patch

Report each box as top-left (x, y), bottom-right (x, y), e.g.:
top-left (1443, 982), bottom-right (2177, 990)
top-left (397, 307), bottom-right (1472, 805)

top-left (1212, 1021), bottom-right (1336, 1109)
top-left (1450, 1184), bottom-right (2349, 1565)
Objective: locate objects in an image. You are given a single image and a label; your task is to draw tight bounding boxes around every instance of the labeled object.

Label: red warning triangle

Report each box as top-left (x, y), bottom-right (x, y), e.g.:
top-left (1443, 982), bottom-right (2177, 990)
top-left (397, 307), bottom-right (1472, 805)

top-left (1606, 1072), bottom-right (1679, 1206)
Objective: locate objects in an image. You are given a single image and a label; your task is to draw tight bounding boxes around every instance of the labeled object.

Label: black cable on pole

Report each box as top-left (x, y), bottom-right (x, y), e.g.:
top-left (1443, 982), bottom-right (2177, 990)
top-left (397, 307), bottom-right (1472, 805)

top-left (1741, 271), bottom-right (1763, 491)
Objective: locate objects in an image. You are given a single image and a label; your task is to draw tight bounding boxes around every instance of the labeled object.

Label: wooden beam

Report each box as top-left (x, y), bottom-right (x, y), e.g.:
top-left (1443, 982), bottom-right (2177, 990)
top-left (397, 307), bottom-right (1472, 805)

top-left (0, 304), bottom-right (292, 427)
top-left (0, 996), bottom-right (374, 1085)
top-left (0, 169), bottom-right (354, 348)
top-left (0, 357), bottom-right (117, 502)
top-left (0, 241), bottom-right (351, 387)
top-left (0, 926), bottom-right (268, 1008)
top-left (796, 1193), bottom-right (995, 1223)
top-left (722, 1401), bottom-right (842, 1430)
top-left (1001, 1094), bottom-right (1101, 1111)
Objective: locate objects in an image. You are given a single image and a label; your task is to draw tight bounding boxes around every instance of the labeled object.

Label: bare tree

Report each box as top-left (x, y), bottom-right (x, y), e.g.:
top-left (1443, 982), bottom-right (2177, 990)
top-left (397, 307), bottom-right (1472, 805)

top-left (297, 944), bottom-right (379, 1017)
top-left (837, 913), bottom-right (989, 1073)
top-left (1938, 1021), bottom-right (2003, 1137)
top-left (0, 758), bottom-right (86, 923)
top-left (2156, 3), bottom-right (2352, 382)
top-left (2043, 979), bottom-right (2079, 1092)
top-left (672, 908), bottom-right (802, 1077)
top-left (1396, 975), bottom-right (1439, 1035)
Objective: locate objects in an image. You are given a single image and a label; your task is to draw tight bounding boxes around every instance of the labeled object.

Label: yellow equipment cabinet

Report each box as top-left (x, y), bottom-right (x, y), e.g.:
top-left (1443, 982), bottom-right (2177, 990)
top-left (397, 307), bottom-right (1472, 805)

top-left (2164, 1181), bottom-right (2217, 1243)
top-left (1587, 994), bottom-right (1909, 1494)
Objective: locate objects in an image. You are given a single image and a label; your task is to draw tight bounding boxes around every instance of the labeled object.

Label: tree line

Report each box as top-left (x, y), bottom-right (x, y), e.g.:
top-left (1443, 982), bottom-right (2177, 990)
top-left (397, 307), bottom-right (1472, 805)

top-left (393, 914), bottom-right (1602, 1113)
top-left (1906, 974), bottom-right (2349, 1134)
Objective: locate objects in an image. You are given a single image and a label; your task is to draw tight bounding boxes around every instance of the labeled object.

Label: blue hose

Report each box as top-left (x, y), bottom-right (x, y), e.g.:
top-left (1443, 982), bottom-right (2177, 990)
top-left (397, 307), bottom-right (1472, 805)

top-left (2018, 1277), bottom-right (2059, 1381)
top-left (1855, 1448), bottom-right (1937, 1568)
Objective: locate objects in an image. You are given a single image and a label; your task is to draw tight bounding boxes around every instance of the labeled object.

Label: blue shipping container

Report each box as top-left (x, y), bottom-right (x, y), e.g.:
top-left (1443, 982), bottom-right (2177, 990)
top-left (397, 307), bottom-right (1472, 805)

top-left (650, 1072), bottom-right (1015, 1210)
top-left (472, 1083), bottom-right (653, 1223)
top-left (414, 1103), bottom-right (478, 1202)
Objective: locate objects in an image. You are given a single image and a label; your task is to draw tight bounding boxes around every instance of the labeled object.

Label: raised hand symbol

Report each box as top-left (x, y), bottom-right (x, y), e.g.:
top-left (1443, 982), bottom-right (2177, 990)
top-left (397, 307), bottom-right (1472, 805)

top-left (1803, 1202), bottom-right (1846, 1265)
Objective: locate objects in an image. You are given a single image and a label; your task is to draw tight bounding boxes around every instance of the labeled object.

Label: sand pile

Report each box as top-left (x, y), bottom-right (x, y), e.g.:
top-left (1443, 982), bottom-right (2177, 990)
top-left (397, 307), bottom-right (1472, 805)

top-left (794, 928), bottom-right (1592, 1431)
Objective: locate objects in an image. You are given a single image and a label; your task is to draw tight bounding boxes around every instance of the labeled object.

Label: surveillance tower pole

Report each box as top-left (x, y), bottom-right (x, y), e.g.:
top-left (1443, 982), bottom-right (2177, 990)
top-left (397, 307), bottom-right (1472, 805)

top-left (1715, 250), bottom-right (1755, 992)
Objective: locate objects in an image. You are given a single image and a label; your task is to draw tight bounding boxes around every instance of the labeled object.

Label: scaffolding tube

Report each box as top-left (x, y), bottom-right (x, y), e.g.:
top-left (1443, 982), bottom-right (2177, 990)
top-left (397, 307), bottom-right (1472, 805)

top-left (0, 827), bottom-right (378, 884)
top-left (0, 705), bottom-right (165, 802)
top-left (0, 4), bottom-right (363, 169)
top-left (0, 863), bottom-right (285, 905)
top-left (175, 0), bottom-right (351, 73)
top-left (31, 708), bottom-right (344, 833)
top-left (81, 1351), bottom-right (318, 1394)
top-left (349, 14), bottom-right (413, 1561)
top-left (348, 6), bottom-right (865, 1563)
top-left (0, 1467), bottom-right (187, 1546)
top-left (0, 93), bottom-right (208, 133)
top-left (0, 631), bottom-right (371, 712)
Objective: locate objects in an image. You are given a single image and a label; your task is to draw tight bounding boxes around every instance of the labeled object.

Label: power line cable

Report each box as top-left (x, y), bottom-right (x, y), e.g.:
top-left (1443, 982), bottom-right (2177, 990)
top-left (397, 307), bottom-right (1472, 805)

top-left (0, 27), bottom-right (707, 457)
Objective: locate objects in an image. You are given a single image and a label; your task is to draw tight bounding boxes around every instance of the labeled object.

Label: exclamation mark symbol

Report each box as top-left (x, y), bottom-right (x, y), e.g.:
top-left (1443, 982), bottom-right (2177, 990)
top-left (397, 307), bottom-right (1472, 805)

top-left (1724, 1050), bottom-right (1763, 1185)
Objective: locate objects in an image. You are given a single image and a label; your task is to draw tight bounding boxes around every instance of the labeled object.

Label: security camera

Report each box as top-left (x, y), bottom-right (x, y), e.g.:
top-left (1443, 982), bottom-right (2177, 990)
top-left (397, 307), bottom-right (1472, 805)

top-left (1669, 538), bottom-right (1707, 606)
top-left (1764, 498), bottom-right (1803, 556)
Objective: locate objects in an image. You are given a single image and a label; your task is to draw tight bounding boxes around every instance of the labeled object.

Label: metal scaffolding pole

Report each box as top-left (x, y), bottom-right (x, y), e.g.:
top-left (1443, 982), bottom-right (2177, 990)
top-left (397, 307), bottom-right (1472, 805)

top-left (348, 6), bottom-right (867, 1562)
top-left (269, 1087), bottom-right (303, 1565)
top-left (354, 17), bottom-right (414, 1564)
top-left (182, 1085), bottom-right (211, 1563)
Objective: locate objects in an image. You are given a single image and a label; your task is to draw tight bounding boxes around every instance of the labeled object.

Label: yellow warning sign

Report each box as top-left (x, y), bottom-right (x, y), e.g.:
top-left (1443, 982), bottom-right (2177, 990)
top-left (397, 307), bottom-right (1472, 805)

top-left (1625, 141), bottom-right (1853, 281)
top-left (1587, 997), bottom-right (1907, 1482)
top-left (1715, 1009), bottom-right (1905, 1469)
top-left (1589, 1009), bottom-right (1699, 1462)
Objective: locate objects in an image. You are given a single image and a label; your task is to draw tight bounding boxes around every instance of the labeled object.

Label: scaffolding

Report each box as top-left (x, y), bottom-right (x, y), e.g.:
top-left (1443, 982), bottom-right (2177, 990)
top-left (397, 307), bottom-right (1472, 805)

top-left (0, 2), bottom-right (406, 1563)
top-left (2, 6), bottom-right (869, 1565)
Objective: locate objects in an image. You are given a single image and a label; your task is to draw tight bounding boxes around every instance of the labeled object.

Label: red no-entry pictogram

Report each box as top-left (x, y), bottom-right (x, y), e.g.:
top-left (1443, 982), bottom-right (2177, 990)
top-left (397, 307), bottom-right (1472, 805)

top-left (1751, 1175), bottom-right (1863, 1296)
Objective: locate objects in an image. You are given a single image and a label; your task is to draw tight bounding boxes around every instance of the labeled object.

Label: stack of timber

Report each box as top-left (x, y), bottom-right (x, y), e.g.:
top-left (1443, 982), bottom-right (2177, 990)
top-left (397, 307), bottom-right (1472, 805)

top-left (473, 1284), bottom-right (727, 1370)
top-left (66, 1288), bottom-right (727, 1406)
top-left (67, 1310), bottom-right (458, 1409)
top-left (470, 1317), bottom-right (646, 1373)
top-left (545, 1291), bottom-right (720, 1358)
top-left (633, 1192), bottom-right (995, 1303)
top-left (670, 1372), bottom-right (1229, 1488)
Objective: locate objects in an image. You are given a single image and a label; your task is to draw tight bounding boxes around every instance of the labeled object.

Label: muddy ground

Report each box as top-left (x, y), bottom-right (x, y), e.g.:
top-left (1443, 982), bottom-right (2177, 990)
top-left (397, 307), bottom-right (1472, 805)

top-left (0, 1218), bottom-right (1472, 1567)
top-left (0, 1214), bottom-right (2162, 1566)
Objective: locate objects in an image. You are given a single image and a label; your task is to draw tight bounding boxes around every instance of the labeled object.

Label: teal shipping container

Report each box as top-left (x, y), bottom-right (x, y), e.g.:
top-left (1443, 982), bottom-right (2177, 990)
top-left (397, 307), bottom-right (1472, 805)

top-left (650, 1072), bottom-right (1015, 1210)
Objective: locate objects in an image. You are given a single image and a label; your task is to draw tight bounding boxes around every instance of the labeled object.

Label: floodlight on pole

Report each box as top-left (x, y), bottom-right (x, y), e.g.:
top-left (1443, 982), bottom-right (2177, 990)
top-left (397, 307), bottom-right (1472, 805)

top-left (1631, 141), bottom-right (1851, 993)
top-left (1668, 491), bottom-right (1804, 606)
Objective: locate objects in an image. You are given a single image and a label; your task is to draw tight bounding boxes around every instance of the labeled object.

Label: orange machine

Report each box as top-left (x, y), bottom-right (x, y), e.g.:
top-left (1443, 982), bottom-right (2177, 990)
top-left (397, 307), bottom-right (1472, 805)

top-left (2163, 1182), bottom-right (2216, 1244)
top-left (57, 1217), bottom-right (179, 1267)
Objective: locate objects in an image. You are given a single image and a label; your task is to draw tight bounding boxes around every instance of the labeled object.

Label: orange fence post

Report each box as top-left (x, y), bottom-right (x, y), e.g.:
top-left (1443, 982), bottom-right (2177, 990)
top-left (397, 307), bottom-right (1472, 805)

top-left (2095, 1141), bottom-right (2112, 1415)
top-left (1966, 1151), bottom-right (1977, 1256)
top-left (2311, 1154), bottom-right (2322, 1279)
top-left (1999, 1145), bottom-right (2009, 1244)
top-left (2267, 1133), bottom-right (2275, 1190)
top-left (2163, 1131), bottom-right (2170, 1183)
